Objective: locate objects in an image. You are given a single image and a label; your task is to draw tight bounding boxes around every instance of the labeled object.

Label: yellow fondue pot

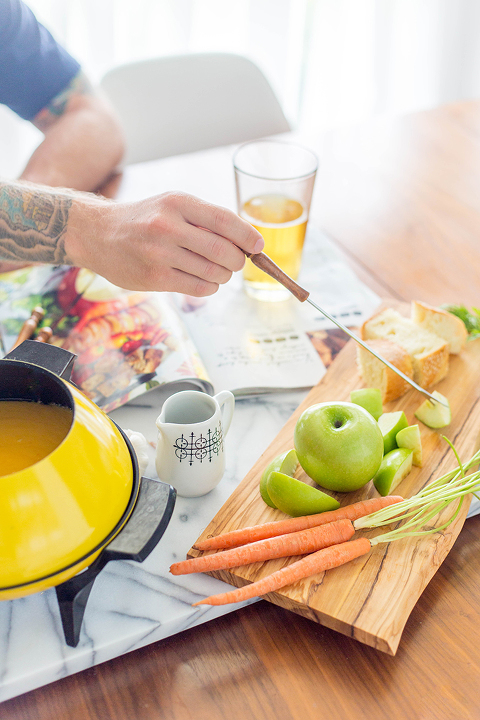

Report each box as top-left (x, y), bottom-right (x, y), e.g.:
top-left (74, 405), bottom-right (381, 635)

top-left (0, 340), bottom-right (138, 601)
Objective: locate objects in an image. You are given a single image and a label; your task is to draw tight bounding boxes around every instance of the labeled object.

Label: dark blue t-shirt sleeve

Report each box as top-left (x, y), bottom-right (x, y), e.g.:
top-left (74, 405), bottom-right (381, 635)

top-left (0, 0), bottom-right (81, 121)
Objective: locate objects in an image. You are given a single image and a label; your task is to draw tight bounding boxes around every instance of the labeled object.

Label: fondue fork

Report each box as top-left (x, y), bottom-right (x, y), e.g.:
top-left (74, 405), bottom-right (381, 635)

top-left (246, 251), bottom-right (448, 408)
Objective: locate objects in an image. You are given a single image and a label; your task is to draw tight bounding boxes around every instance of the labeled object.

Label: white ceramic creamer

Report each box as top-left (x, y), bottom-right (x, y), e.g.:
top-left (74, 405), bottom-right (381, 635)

top-left (155, 390), bottom-right (235, 497)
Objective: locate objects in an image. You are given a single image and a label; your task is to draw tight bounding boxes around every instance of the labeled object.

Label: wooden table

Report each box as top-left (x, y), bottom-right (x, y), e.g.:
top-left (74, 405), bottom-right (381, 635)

top-left (4, 99), bottom-right (480, 720)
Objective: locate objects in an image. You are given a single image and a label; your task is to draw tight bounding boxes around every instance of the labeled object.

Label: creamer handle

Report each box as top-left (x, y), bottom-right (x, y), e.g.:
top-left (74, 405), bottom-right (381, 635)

top-left (214, 390), bottom-right (235, 436)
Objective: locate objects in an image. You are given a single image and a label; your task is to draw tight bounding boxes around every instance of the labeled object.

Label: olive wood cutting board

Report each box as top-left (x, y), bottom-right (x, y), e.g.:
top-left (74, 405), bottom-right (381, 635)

top-left (188, 305), bottom-right (480, 655)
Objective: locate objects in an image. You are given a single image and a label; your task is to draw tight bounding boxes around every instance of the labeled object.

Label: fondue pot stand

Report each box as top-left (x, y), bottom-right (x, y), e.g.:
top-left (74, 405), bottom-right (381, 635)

top-left (0, 340), bottom-right (176, 647)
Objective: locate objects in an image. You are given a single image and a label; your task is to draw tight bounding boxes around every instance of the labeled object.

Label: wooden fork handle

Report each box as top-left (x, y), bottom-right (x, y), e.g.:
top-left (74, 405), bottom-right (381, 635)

top-left (246, 252), bottom-right (310, 302)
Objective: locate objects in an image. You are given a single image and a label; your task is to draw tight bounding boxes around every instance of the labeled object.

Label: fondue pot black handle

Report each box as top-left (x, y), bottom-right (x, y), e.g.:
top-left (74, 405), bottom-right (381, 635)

top-left (5, 339), bottom-right (76, 380)
top-left (105, 477), bottom-right (176, 562)
top-left (56, 477), bottom-right (176, 647)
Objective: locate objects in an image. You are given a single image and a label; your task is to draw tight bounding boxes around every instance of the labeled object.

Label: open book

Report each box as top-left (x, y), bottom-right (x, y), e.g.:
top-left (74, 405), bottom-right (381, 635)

top-left (0, 228), bottom-right (380, 414)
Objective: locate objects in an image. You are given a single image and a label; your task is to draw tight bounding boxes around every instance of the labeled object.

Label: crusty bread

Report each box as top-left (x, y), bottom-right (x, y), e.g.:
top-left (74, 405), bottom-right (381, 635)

top-left (411, 300), bottom-right (467, 354)
top-left (361, 307), bottom-right (449, 388)
top-left (356, 339), bottom-right (414, 402)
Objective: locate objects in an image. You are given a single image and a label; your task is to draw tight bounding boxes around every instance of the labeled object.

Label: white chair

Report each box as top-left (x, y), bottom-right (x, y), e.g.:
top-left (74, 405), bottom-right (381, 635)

top-left (100, 53), bottom-right (290, 165)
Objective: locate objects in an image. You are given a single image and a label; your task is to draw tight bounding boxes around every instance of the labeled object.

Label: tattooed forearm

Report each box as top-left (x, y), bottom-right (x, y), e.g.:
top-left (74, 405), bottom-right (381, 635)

top-left (0, 182), bottom-right (73, 264)
top-left (33, 71), bottom-right (93, 132)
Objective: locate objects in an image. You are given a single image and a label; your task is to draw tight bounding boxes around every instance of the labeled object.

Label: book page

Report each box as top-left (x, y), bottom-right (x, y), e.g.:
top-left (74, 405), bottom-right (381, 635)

top-left (178, 288), bottom-right (325, 394)
top-left (175, 226), bottom-right (381, 395)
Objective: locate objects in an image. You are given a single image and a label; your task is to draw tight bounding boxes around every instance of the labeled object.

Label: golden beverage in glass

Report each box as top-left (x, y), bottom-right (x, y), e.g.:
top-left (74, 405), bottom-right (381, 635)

top-left (241, 194), bottom-right (307, 288)
top-left (234, 140), bottom-right (317, 302)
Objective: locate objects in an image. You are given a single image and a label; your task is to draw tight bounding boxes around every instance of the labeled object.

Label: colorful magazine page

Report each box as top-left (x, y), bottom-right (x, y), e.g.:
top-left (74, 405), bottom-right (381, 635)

top-left (0, 265), bottom-right (212, 413)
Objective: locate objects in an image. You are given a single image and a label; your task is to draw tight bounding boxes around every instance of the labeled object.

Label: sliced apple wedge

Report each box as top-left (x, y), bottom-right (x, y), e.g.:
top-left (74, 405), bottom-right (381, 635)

top-left (350, 387), bottom-right (383, 421)
top-left (377, 410), bottom-right (409, 454)
top-left (260, 449), bottom-right (298, 508)
top-left (414, 391), bottom-right (451, 429)
top-left (267, 471), bottom-right (340, 517)
top-left (396, 424), bottom-right (423, 466)
top-left (373, 448), bottom-right (413, 496)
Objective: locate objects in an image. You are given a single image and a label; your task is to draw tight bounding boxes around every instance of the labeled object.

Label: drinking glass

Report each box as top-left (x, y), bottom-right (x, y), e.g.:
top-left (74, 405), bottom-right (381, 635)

top-left (233, 139), bottom-right (318, 302)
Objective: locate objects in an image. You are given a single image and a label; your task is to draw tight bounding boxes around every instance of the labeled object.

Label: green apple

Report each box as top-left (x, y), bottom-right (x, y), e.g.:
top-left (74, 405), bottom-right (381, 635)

top-left (350, 388), bottom-right (383, 421)
top-left (260, 449), bottom-right (298, 508)
top-left (377, 410), bottom-right (409, 454)
top-left (267, 471), bottom-right (340, 517)
top-left (373, 447), bottom-right (413, 496)
top-left (414, 391), bottom-right (451, 428)
top-left (396, 424), bottom-right (423, 466)
top-left (293, 401), bottom-right (384, 492)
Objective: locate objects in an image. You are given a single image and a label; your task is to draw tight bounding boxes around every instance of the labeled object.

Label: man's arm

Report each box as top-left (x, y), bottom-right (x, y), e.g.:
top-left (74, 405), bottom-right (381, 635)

top-left (0, 182), bottom-right (73, 265)
top-left (0, 181), bottom-right (264, 296)
top-left (19, 71), bottom-right (125, 193)
top-left (0, 71), bottom-right (124, 273)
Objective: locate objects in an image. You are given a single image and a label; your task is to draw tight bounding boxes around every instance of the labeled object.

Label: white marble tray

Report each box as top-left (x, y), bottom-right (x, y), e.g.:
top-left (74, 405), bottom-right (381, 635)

top-left (0, 386), bottom-right (306, 702)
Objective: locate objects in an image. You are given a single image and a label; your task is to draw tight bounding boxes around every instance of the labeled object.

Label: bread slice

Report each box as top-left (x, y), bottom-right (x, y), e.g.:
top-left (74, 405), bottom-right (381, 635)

top-left (361, 307), bottom-right (449, 388)
top-left (411, 300), bottom-right (467, 354)
top-left (357, 339), bottom-right (414, 402)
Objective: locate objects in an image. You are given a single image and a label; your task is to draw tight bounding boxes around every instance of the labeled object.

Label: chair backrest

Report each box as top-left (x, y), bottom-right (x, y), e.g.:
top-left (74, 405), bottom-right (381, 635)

top-left (100, 53), bottom-right (290, 165)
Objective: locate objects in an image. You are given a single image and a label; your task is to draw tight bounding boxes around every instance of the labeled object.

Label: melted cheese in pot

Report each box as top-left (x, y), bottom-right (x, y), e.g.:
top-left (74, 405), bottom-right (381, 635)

top-left (0, 401), bottom-right (72, 475)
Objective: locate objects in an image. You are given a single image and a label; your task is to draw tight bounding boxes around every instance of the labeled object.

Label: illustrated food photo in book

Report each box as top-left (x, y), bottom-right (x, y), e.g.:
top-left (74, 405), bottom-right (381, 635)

top-left (0, 232), bottom-right (381, 412)
top-left (0, 265), bottom-right (211, 413)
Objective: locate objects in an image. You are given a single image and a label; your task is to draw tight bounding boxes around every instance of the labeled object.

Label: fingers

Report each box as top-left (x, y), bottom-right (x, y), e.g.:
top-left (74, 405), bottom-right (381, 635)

top-left (177, 194), bottom-right (264, 255)
top-left (172, 245), bottom-right (234, 286)
top-left (156, 266), bottom-right (221, 297)
top-left (180, 225), bottom-right (248, 273)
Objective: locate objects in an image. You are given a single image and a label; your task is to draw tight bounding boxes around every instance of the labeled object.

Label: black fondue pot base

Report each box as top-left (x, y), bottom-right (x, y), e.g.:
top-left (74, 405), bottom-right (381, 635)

top-left (56, 476), bottom-right (176, 647)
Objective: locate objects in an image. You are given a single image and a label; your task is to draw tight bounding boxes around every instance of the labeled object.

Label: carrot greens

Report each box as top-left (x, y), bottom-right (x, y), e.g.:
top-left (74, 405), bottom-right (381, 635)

top-left (354, 445), bottom-right (480, 544)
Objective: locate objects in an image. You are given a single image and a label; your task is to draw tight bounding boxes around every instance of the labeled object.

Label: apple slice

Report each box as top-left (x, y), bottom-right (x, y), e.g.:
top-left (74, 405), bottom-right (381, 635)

top-left (260, 449), bottom-right (298, 508)
top-left (373, 448), bottom-right (413, 496)
top-left (377, 410), bottom-right (409, 454)
top-left (414, 391), bottom-right (451, 429)
top-left (267, 471), bottom-right (340, 517)
top-left (350, 388), bottom-right (383, 420)
top-left (396, 424), bottom-right (423, 466)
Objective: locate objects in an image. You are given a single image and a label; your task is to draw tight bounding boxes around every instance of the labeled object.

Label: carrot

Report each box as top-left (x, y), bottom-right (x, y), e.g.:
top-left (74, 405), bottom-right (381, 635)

top-left (171, 518), bottom-right (355, 576)
top-left (192, 537), bottom-right (372, 606)
top-left (193, 496), bottom-right (403, 551)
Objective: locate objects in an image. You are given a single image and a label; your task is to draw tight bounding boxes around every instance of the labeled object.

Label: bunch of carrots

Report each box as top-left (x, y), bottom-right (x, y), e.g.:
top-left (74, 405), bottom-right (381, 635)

top-left (170, 496), bottom-right (402, 606)
top-left (170, 444), bottom-right (480, 607)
